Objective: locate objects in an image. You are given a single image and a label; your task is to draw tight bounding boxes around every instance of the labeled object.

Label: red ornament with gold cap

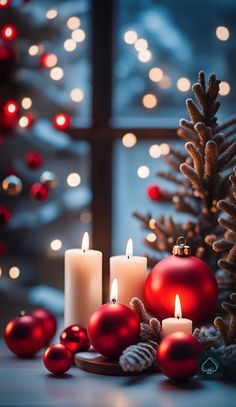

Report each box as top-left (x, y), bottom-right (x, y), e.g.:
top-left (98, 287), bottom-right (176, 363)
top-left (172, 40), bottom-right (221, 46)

top-left (144, 237), bottom-right (217, 323)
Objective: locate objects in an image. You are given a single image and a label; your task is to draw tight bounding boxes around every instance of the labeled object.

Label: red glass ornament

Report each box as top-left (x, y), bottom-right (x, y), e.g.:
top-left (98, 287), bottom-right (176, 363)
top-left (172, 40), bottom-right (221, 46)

top-left (40, 52), bottom-right (57, 69)
top-left (0, 205), bottom-right (11, 224)
top-left (88, 302), bottom-right (140, 359)
top-left (30, 183), bottom-right (49, 201)
top-left (4, 311), bottom-right (45, 357)
top-left (157, 332), bottom-right (203, 381)
top-left (147, 184), bottom-right (162, 201)
top-left (60, 324), bottom-right (90, 354)
top-left (3, 100), bottom-right (19, 117)
top-left (0, 0), bottom-right (11, 9)
top-left (145, 254), bottom-right (217, 323)
top-left (31, 308), bottom-right (57, 345)
top-left (19, 112), bottom-right (34, 128)
top-left (25, 151), bottom-right (42, 169)
top-left (53, 113), bottom-right (70, 131)
top-left (43, 344), bottom-right (73, 374)
top-left (1, 25), bottom-right (17, 41)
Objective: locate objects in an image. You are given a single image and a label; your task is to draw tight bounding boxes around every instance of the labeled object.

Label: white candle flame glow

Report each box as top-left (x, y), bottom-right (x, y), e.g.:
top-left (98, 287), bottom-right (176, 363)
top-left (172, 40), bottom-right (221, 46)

top-left (126, 238), bottom-right (133, 258)
top-left (81, 232), bottom-right (89, 251)
top-left (174, 294), bottom-right (182, 319)
top-left (110, 278), bottom-right (118, 303)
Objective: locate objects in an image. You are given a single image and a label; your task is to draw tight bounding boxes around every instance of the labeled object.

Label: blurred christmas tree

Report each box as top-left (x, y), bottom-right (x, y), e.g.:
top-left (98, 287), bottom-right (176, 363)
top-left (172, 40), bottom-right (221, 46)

top-left (134, 72), bottom-right (236, 291)
top-left (0, 0), bottom-right (91, 293)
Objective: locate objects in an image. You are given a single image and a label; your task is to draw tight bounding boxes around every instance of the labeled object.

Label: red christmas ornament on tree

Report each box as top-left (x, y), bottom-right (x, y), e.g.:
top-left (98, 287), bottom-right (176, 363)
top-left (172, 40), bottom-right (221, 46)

top-left (31, 308), bottom-right (57, 345)
top-left (60, 324), bottom-right (90, 354)
top-left (144, 237), bottom-right (217, 323)
top-left (40, 52), bottom-right (57, 69)
top-left (147, 184), bottom-right (162, 201)
top-left (0, 205), bottom-right (11, 224)
top-left (53, 113), bottom-right (70, 131)
top-left (43, 344), bottom-right (73, 374)
top-left (30, 183), bottom-right (48, 201)
top-left (88, 279), bottom-right (140, 359)
top-left (4, 311), bottom-right (45, 357)
top-left (25, 151), bottom-right (42, 169)
top-left (3, 100), bottom-right (19, 117)
top-left (157, 332), bottom-right (203, 381)
top-left (1, 25), bottom-right (17, 41)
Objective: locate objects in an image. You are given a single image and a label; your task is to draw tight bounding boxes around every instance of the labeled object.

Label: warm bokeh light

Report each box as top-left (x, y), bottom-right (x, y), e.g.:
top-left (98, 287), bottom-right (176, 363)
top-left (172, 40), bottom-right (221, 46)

top-left (67, 16), bottom-right (81, 30)
top-left (1, 25), bottom-right (17, 41)
top-left (71, 28), bottom-right (86, 43)
top-left (219, 81), bottom-right (230, 96)
top-left (50, 67), bottom-right (64, 81)
top-left (134, 38), bottom-right (148, 52)
top-left (0, 267), bottom-right (2, 277)
top-left (67, 172), bottom-right (81, 187)
top-left (70, 88), bottom-right (84, 102)
top-left (53, 113), bottom-right (70, 130)
top-left (9, 266), bottom-right (20, 279)
top-left (124, 30), bottom-right (138, 44)
top-left (21, 97), bottom-right (32, 109)
top-left (159, 75), bottom-right (172, 89)
top-left (160, 143), bottom-right (170, 155)
top-left (149, 218), bottom-right (156, 229)
top-left (142, 94), bottom-right (157, 109)
top-left (149, 67), bottom-right (163, 83)
top-left (216, 26), bottom-right (230, 41)
top-left (64, 38), bottom-right (77, 52)
top-left (149, 144), bottom-right (161, 158)
top-left (28, 45), bottom-right (39, 56)
top-left (146, 232), bottom-right (157, 242)
top-left (41, 52), bottom-right (58, 68)
top-left (138, 50), bottom-right (152, 63)
top-left (137, 165), bottom-right (150, 179)
top-left (80, 211), bottom-right (92, 224)
top-left (19, 115), bottom-right (31, 128)
top-left (122, 132), bottom-right (137, 148)
top-left (50, 239), bottom-right (62, 251)
top-left (177, 77), bottom-right (191, 92)
top-left (46, 9), bottom-right (58, 20)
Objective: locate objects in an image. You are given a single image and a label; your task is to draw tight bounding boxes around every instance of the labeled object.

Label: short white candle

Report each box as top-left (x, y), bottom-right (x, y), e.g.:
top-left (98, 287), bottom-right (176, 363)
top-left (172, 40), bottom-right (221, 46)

top-left (161, 294), bottom-right (192, 338)
top-left (110, 239), bottom-right (147, 305)
top-left (64, 232), bottom-right (102, 328)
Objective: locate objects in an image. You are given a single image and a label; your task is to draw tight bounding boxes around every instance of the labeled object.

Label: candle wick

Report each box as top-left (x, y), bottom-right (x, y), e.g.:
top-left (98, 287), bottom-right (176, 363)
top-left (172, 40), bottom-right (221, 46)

top-left (127, 255), bottom-right (130, 259)
top-left (177, 316), bottom-right (180, 320)
top-left (111, 299), bottom-right (116, 304)
top-left (83, 249), bottom-right (86, 253)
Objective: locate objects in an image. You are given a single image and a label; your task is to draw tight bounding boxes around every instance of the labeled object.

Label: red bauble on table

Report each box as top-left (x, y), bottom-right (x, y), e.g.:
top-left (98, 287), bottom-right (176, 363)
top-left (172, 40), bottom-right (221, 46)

top-left (147, 184), bottom-right (162, 201)
top-left (60, 324), bottom-right (90, 354)
top-left (144, 238), bottom-right (217, 323)
top-left (31, 308), bottom-right (57, 345)
top-left (88, 289), bottom-right (140, 359)
top-left (157, 332), bottom-right (203, 381)
top-left (25, 151), bottom-right (42, 169)
top-left (43, 344), bottom-right (73, 374)
top-left (30, 182), bottom-right (48, 201)
top-left (0, 205), bottom-right (11, 224)
top-left (4, 311), bottom-right (45, 357)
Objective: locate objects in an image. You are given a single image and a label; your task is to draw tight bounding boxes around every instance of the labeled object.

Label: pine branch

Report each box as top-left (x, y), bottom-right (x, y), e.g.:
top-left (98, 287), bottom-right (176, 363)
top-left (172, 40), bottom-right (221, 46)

top-left (214, 293), bottom-right (236, 345)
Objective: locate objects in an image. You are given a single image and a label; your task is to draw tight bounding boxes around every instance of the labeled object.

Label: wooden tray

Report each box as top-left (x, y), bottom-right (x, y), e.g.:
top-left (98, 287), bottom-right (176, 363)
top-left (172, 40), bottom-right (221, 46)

top-left (74, 350), bottom-right (160, 376)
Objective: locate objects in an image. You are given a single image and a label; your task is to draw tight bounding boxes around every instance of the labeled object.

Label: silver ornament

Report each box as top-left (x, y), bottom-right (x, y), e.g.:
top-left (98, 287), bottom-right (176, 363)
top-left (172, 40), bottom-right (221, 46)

top-left (40, 171), bottom-right (57, 189)
top-left (2, 175), bottom-right (22, 196)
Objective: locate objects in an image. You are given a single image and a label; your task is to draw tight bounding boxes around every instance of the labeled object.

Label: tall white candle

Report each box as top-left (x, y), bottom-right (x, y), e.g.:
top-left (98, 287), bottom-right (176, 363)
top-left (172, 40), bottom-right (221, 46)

top-left (162, 294), bottom-right (192, 338)
top-left (64, 232), bottom-right (102, 328)
top-left (110, 239), bottom-right (147, 305)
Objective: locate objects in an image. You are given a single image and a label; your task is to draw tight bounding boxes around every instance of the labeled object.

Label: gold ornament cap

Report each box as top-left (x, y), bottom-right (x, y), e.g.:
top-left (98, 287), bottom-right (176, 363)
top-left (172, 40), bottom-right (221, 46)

top-left (172, 236), bottom-right (191, 256)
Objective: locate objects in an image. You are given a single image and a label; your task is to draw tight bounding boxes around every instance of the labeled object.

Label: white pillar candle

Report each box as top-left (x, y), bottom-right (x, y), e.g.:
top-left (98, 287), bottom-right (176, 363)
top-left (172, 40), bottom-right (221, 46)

top-left (162, 294), bottom-right (192, 338)
top-left (64, 232), bottom-right (102, 328)
top-left (110, 239), bottom-right (147, 305)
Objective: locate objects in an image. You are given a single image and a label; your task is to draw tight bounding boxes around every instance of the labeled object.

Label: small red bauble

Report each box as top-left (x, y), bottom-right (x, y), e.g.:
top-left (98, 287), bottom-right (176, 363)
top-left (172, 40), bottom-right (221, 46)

top-left (3, 100), bottom-right (19, 117)
top-left (31, 308), bottom-right (57, 345)
top-left (40, 52), bottom-right (57, 69)
top-left (30, 183), bottom-right (49, 201)
top-left (25, 151), bottom-right (42, 169)
top-left (43, 344), bottom-right (73, 374)
top-left (0, 205), bottom-right (11, 224)
top-left (60, 325), bottom-right (90, 354)
top-left (88, 302), bottom-right (140, 359)
top-left (145, 239), bottom-right (217, 323)
top-left (1, 25), bottom-right (17, 41)
top-left (53, 113), bottom-right (70, 131)
top-left (157, 332), bottom-right (203, 381)
top-left (147, 184), bottom-right (162, 201)
top-left (0, 0), bottom-right (11, 9)
top-left (4, 311), bottom-right (45, 357)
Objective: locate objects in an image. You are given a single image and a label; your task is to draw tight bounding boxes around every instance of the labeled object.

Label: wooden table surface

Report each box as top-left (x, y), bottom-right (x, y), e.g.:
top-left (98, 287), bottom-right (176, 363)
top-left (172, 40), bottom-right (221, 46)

top-left (0, 343), bottom-right (236, 407)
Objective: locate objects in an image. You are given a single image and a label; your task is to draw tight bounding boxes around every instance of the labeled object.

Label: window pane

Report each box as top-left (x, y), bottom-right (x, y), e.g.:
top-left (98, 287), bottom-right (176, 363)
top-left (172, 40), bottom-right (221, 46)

top-left (113, 0), bottom-right (235, 126)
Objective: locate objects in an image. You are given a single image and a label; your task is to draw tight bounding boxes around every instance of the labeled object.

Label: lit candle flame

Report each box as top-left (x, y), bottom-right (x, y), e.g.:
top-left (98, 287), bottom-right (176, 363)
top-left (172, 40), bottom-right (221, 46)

top-left (81, 232), bottom-right (89, 251)
top-left (110, 278), bottom-right (118, 303)
top-left (126, 238), bottom-right (133, 258)
top-left (174, 294), bottom-right (182, 319)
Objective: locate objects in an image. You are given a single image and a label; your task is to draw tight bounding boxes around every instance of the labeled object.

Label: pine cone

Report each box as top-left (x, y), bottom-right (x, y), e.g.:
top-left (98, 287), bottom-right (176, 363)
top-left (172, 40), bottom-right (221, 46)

top-left (119, 341), bottom-right (157, 373)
